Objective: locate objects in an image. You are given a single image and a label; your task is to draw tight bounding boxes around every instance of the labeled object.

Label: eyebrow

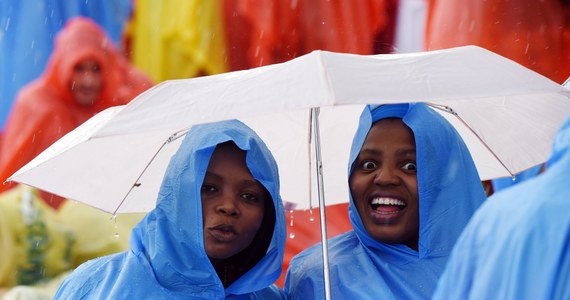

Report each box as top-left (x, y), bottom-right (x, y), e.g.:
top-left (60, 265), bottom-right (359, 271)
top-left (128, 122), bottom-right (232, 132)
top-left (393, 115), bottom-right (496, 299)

top-left (204, 172), bottom-right (263, 188)
top-left (359, 148), bottom-right (416, 157)
top-left (395, 149), bottom-right (416, 157)
top-left (204, 171), bottom-right (222, 180)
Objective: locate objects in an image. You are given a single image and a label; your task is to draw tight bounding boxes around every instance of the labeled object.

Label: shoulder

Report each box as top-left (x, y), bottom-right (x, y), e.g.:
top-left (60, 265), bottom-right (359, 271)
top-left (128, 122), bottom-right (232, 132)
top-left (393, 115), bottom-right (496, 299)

top-left (232, 284), bottom-right (285, 300)
top-left (286, 231), bottom-right (359, 291)
top-left (11, 81), bottom-right (61, 114)
top-left (54, 253), bottom-right (127, 299)
top-left (290, 231), bottom-right (359, 269)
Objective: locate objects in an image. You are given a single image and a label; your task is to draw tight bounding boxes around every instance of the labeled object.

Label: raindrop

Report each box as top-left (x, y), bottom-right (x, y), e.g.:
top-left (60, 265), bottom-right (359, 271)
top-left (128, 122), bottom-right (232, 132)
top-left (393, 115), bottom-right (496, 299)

top-left (309, 209), bottom-right (315, 222)
top-left (31, 40), bottom-right (35, 49)
top-left (290, 0), bottom-right (298, 9)
top-left (289, 232), bottom-right (296, 239)
top-left (511, 176), bottom-right (517, 182)
top-left (114, 232), bottom-right (120, 238)
top-left (289, 209), bottom-right (294, 227)
top-left (4, 18), bottom-right (10, 31)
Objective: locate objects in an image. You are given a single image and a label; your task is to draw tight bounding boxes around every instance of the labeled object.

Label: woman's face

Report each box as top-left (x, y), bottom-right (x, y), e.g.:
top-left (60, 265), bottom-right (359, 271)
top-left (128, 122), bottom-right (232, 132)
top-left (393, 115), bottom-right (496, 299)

top-left (201, 143), bottom-right (266, 259)
top-left (350, 118), bottom-right (419, 250)
top-left (70, 58), bottom-right (103, 106)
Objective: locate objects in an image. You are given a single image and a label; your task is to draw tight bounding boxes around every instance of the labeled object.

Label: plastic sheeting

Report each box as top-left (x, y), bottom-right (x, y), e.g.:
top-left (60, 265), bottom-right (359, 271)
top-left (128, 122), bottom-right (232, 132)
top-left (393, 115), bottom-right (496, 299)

top-left (433, 113), bottom-right (570, 299)
top-left (223, 0), bottom-right (394, 70)
top-left (129, 0), bottom-right (229, 83)
top-left (425, 0), bottom-right (570, 84)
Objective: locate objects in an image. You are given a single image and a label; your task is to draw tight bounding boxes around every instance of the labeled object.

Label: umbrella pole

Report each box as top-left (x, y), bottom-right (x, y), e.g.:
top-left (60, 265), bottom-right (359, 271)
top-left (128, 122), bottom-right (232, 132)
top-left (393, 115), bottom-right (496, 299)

top-left (311, 107), bottom-right (332, 300)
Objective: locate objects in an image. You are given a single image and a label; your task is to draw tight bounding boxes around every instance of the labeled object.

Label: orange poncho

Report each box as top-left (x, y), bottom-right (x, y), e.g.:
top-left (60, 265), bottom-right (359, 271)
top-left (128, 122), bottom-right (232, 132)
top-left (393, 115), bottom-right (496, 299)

top-left (0, 17), bottom-right (152, 208)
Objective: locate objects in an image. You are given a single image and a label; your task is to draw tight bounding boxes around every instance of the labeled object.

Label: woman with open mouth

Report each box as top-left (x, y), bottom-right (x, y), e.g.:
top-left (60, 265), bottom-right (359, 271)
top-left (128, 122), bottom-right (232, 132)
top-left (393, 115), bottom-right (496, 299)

top-left (54, 120), bottom-right (287, 299)
top-left (286, 103), bottom-right (487, 299)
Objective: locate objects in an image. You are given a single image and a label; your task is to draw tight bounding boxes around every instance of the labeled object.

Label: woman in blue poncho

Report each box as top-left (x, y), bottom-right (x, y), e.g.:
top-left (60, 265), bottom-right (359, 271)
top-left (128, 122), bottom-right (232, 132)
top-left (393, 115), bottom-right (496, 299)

top-left (53, 120), bottom-right (286, 299)
top-left (432, 114), bottom-right (570, 299)
top-left (285, 103), bottom-right (487, 299)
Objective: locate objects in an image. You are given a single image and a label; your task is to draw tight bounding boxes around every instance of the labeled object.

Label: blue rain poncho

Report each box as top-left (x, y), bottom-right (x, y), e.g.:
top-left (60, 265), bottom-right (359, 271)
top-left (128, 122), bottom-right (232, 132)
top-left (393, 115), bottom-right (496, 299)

top-left (285, 103), bottom-right (486, 299)
top-left (54, 120), bottom-right (286, 299)
top-left (491, 164), bottom-right (543, 193)
top-left (432, 114), bottom-right (570, 299)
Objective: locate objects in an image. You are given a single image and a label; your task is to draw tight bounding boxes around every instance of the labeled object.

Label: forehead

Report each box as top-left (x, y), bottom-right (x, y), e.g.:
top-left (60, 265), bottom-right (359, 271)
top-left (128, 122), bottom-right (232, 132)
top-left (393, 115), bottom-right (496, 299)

top-left (364, 118), bottom-right (415, 148)
top-left (74, 58), bottom-right (101, 69)
top-left (210, 142), bottom-right (246, 165)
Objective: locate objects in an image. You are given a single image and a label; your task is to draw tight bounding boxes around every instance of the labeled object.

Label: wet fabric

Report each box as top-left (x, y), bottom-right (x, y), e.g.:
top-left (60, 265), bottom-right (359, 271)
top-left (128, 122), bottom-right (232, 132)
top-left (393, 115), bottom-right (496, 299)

top-left (54, 120), bottom-right (286, 299)
top-left (129, 0), bottom-right (228, 83)
top-left (276, 203), bottom-right (351, 287)
top-left (432, 114), bottom-right (570, 299)
top-left (490, 164), bottom-right (543, 193)
top-left (223, 0), bottom-right (392, 70)
top-left (425, 0), bottom-right (570, 84)
top-left (285, 103), bottom-right (486, 299)
top-left (0, 17), bottom-right (152, 207)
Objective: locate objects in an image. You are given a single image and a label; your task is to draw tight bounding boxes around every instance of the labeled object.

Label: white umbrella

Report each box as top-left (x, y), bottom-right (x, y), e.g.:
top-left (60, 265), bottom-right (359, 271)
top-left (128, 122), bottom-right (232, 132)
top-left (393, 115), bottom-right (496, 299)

top-left (9, 45), bottom-right (570, 299)
top-left (10, 45), bottom-right (570, 214)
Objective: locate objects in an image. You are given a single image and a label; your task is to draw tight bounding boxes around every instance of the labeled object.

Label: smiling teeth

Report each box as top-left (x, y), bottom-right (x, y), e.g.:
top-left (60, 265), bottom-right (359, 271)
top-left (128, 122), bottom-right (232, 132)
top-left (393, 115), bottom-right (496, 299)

top-left (371, 198), bottom-right (405, 206)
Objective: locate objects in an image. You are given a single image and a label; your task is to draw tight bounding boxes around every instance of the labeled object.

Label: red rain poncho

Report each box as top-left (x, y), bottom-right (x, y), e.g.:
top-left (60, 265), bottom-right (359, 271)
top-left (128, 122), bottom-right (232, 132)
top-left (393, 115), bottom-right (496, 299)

top-left (425, 0), bottom-right (570, 84)
top-left (0, 17), bottom-right (152, 208)
top-left (223, 0), bottom-right (392, 70)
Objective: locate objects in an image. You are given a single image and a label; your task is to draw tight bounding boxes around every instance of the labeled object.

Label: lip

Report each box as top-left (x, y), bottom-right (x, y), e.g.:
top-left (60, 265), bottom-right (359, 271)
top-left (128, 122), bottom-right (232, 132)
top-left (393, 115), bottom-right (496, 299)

top-left (367, 193), bottom-right (407, 224)
top-left (207, 224), bottom-right (238, 242)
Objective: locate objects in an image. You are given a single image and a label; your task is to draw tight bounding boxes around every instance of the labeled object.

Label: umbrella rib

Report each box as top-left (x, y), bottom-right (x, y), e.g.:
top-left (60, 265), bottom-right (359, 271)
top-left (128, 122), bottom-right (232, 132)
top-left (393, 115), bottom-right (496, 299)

top-left (426, 103), bottom-right (515, 178)
top-left (112, 130), bottom-right (189, 215)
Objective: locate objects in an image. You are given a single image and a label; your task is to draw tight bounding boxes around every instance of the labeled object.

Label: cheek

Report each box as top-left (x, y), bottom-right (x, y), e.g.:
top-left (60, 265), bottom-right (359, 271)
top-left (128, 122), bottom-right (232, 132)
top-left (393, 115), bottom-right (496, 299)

top-left (349, 174), bottom-right (369, 202)
top-left (92, 75), bottom-right (103, 87)
top-left (200, 201), bottom-right (212, 223)
top-left (245, 206), bottom-right (265, 234)
top-left (404, 177), bottom-right (418, 199)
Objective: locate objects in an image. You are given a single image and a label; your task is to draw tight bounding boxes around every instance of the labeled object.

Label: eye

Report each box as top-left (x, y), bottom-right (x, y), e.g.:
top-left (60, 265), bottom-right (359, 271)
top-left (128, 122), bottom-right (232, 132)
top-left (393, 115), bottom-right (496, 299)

top-left (241, 193), bottom-right (258, 202)
top-left (241, 189), bottom-right (266, 205)
top-left (401, 162), bottom-right (417, 173)
top-left (201, 184), bottom-right (217, 193)
top-left (361, 161), bottom-right (377, 171)
top-left (73, 65), bottom-right (85, 72)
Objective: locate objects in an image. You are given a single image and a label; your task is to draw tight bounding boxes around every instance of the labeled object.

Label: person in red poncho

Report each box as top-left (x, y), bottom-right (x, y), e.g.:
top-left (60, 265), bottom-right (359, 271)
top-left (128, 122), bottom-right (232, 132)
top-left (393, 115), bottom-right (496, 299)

top-left (0, 17), bottom-right (152, 209)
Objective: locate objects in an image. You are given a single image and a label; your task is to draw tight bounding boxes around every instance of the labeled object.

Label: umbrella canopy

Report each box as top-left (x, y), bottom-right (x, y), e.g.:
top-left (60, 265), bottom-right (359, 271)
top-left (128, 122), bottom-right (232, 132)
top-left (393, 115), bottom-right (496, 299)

top-left (9, 45), bottom-right (570, 214)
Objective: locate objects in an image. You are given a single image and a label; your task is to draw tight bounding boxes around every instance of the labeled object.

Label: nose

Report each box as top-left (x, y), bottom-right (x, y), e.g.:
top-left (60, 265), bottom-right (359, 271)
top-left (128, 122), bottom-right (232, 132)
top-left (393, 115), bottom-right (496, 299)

top-left (80, 71), bottom-right (98, 85)
top-left (373, 167), bottom-right (400, 186)
top-left (216, 194), bottom-right (240, 217)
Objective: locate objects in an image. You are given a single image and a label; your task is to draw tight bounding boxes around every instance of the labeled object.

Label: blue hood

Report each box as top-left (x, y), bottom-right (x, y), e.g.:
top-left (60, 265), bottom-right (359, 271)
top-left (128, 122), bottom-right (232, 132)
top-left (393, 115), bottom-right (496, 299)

top-left (286, 103), bottom-right (486, 299)
top-left (433, 113), bottom-right (570, 299)
top-left (55, 120), bottom-right (286, 299)
top-left (348, 103), bottom-right (486, 258)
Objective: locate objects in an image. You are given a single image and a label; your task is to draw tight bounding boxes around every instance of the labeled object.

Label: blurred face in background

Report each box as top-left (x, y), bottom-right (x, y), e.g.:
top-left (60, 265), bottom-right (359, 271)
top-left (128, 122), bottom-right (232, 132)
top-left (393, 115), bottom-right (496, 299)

top-left (70, 58), bottom-right (102, 106)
